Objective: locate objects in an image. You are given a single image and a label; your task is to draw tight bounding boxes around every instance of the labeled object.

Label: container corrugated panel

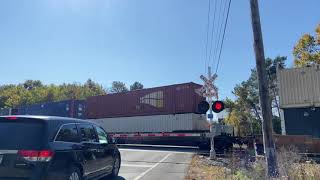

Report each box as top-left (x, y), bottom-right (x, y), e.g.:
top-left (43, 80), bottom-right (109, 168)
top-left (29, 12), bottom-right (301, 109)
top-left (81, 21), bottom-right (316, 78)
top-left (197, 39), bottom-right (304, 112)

top-left (74, 101), bottom-right (87, 119)
top-left (17, 100), bottom-right (86, 119)
top-left (283, 107), bottom-right (320, 138)
top-left (278, 65), bottom-right (320, 108)
top-left (87, 82), bottom-right (204, 119)
top-left (91, 113), bottom-right (209, 133)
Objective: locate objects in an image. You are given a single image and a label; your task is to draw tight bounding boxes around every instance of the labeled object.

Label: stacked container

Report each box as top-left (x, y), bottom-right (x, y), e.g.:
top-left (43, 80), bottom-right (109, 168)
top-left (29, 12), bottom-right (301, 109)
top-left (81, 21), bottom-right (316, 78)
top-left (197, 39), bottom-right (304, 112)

top-left (87, 82), bottom-right (209, 133)
top-left (278, 64), bottom-right (320, 137)
top-left (17, 100), bottom-right (86, 119)
top-left (87, 82), bottom-right (204, 118)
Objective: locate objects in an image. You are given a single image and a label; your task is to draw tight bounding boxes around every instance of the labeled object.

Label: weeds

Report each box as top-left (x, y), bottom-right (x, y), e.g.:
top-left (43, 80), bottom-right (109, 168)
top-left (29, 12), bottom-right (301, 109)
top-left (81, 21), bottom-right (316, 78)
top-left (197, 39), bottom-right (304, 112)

top-left (186, 146), bottom-right (320, 180)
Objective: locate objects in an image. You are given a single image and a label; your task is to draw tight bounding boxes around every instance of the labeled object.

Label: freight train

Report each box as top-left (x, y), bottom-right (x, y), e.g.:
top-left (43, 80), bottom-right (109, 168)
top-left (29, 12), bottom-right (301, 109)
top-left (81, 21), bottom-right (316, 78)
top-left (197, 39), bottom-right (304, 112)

top-left (0, 82), bottom-right (235, 151)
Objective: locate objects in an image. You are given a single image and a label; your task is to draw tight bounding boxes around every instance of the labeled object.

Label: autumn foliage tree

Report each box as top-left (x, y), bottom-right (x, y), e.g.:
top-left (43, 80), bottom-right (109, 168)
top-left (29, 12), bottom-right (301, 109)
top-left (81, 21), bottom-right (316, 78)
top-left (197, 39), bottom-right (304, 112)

top-left (293, 24), bottom-right (320, 67)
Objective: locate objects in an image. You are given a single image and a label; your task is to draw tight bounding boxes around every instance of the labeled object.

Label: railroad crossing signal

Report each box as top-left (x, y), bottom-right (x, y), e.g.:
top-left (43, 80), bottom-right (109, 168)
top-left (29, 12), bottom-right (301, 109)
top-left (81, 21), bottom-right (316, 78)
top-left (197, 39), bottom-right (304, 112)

top-left (197, 73), bottom-right (219, 99)
top-left (197, 101), bottom-right (210, 114)
top-left (196, 67), bottom-right (224, 114)
top-left (212, 101), bottom-right (224, 113)
top-left (197, 100), bottom-right (225, 114)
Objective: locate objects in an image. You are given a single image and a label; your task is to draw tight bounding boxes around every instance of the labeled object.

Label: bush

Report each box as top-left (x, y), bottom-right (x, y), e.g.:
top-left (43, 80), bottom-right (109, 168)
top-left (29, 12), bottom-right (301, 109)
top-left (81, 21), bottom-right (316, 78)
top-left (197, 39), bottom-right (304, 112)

top-left (233, 170), bottom-right (251, 180)
top-left (277, 145), bottom-right (301, 178)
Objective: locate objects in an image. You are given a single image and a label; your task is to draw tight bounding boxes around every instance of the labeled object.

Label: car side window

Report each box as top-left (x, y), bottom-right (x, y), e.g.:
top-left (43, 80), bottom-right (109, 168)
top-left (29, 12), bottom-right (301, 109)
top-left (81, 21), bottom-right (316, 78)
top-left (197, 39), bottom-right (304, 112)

top-left (55, 124), bottom-right (79, 143)
top-left (95, 126), bottom-right (108, 144)
top-left (78, 123), bottom-right (99, 143)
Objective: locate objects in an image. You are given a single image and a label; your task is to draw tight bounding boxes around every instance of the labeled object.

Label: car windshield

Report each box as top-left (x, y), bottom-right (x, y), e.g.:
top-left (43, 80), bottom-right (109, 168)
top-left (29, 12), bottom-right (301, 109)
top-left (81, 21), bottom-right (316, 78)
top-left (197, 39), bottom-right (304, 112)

top-left (0, 118), bottom-right (45, 149)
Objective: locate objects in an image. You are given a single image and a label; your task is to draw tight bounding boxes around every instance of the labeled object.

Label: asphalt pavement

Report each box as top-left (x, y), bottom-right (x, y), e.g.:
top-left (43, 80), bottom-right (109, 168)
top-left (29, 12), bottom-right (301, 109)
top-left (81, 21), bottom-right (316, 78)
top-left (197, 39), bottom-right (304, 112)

top-left (111, 145), bottom-right (197, 180)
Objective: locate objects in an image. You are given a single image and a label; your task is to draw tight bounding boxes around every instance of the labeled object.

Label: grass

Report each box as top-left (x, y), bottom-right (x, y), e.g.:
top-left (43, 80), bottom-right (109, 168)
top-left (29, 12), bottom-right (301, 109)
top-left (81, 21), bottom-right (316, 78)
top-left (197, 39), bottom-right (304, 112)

top-left (185, 155), bottom-right (231, 180)
top-left (186, 146), bottom-right (320, 180)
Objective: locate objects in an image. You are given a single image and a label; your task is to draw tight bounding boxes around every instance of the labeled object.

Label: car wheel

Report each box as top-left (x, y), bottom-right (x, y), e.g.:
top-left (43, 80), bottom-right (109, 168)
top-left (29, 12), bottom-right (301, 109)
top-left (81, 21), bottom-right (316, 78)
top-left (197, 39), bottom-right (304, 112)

top-left (67, 166), bottom-right (82, 180)
top-left (110, 154), bottom-right (121, 177)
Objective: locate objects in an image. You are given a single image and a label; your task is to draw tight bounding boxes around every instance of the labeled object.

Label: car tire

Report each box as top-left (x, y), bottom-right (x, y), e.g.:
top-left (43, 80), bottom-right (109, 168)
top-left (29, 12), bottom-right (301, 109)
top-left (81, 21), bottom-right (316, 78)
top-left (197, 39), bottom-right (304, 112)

top-left (110, 154), bottom-right (121, 177)
top-left (66, 166), bottom-right (82, 180)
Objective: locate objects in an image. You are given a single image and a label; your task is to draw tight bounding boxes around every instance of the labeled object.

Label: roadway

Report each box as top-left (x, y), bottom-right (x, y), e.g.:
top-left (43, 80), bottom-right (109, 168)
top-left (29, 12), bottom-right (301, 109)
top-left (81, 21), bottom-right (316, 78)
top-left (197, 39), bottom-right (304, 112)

top-left (111, 145), bottom-right (198, 180)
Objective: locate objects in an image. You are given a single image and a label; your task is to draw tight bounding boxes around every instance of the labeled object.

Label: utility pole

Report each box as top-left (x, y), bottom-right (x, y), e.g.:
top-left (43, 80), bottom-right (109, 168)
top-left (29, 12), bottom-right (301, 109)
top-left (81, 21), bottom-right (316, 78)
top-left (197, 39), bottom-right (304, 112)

top-left (249, 0), bottom-right (278, 177)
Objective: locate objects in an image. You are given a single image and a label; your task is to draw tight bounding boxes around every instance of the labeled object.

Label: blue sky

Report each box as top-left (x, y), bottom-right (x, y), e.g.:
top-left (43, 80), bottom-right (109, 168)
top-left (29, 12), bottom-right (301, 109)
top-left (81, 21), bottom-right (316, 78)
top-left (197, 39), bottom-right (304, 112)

top-left (0, 0), bottom-right (319, 99)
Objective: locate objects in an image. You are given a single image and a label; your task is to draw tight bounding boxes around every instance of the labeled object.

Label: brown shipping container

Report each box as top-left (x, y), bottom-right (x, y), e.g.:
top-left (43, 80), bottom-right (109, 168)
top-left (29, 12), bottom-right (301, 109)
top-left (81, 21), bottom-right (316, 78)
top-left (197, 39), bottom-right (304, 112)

top-left (87, 82), bottom-right (204, 119)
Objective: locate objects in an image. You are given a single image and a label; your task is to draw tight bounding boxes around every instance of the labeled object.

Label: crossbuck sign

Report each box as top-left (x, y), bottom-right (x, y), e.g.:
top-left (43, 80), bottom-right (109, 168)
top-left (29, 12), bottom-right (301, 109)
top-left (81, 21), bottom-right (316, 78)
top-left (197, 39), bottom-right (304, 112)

top-left (196, 73), bottom-right (219, 99)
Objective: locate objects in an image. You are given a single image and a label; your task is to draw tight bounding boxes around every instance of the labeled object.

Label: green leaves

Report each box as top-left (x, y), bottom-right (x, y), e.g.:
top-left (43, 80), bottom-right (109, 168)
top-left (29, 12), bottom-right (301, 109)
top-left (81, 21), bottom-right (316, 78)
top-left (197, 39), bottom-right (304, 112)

top-left (293, 24), bottom-right (320, 67)
top-left (0, 79), bottom-right (144, 109)
top-left (130, 82), bottom-right (144, 91)
top-left (0, 79), bottom-right (107, 108)
top-left (110, 81), bottom-right (129, 93)
top-left (225, 56), bottom-right (286, 136)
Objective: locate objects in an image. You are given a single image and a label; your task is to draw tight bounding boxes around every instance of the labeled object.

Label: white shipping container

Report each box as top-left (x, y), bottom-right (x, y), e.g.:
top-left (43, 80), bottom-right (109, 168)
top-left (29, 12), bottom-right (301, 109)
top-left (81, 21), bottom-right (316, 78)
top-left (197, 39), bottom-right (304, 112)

top-left (278, 65), bottom-right (320, 108)
top-left (90, 113), bottom-right (209, 133)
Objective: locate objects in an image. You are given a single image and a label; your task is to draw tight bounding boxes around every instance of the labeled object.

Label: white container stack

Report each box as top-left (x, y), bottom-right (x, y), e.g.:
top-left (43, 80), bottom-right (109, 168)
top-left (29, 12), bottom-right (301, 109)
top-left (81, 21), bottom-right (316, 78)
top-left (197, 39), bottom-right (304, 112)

top-left (92, 113), bottom-right (209, 133)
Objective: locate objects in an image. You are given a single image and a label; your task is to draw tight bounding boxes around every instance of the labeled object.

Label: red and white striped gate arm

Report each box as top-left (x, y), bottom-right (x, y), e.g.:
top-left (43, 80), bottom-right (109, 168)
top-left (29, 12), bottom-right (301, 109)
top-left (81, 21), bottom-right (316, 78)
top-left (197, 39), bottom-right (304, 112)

top-left (109, 133), bottom-right (202, 138)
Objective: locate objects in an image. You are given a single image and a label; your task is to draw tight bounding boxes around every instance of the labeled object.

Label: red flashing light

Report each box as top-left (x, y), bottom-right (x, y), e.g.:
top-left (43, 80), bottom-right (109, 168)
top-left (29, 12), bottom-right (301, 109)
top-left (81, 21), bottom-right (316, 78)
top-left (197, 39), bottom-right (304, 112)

top-left (6, 117), bottom-right (18, 120)
top-left (212, 101), bottom-right (225, 113)
top-left (214, 102), bottom-right (223, 110)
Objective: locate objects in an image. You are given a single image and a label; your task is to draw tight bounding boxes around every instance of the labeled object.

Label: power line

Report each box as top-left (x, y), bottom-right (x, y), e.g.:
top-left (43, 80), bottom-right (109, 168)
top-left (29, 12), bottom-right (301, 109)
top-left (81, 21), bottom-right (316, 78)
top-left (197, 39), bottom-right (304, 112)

top-left (207, 0), bottom-right (218, 67)
top-left (212, 0), bottom-right (228, 68)
top-left (215, 0), bottom-right (231, 74)
top-left (204, 0), bottom-right (211, 74)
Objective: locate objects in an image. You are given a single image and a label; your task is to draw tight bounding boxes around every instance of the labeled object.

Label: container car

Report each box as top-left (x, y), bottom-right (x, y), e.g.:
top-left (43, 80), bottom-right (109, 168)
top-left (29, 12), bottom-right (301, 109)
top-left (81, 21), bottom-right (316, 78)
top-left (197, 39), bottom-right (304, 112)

top-left (87, 82), bottom-right (204, 119)
top-left (16, 100), bottom-right (86, 119)
top-left (86, 82), bottom-right (234, 151)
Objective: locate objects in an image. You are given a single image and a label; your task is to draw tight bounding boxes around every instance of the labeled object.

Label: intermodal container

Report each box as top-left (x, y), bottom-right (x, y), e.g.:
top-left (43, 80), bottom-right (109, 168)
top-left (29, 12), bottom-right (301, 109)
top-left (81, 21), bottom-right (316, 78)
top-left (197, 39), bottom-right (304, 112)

top-left (283, 107), bottom-right (320, 138)
top-left (93, 113), bottom-right (209, 133)
top-left (278, 64), bottom-right (320, 108)
top-left (87, 82), bottom-right (204, 119)
top-left (17, 100), bottom-right (86, 119)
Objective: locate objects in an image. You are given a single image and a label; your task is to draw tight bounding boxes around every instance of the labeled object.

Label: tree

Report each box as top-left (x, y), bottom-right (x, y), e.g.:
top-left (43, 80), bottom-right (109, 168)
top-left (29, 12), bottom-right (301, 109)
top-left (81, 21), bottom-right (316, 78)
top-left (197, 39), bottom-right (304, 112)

top-left (245, 56), bottom-right (286, 119)
top-left (266, 56), bottom-right (286, 117)
top-left (23, 80), bottom-right (43, 90)
top-left (293, 24), bottom-right (320, 67)
top-left (0, 79), bottom-right (108, 109)
top-left (110, 81), bottom-right (128, 93)
top-left (224, 56), bottom-right (286, 136)
top-left (130, 82), bottom-right (144, 91)
top-left (83, 79), bottom-right (107, 97)
top-left (224, 99), bottom-right (257, 136)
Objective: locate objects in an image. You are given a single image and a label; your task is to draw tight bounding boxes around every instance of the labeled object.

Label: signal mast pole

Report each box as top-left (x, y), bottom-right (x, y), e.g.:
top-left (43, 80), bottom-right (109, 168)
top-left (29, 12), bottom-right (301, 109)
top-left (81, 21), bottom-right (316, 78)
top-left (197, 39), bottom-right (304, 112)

top-left (208, 66), bottom-right (215, 159)
top-left (197, 66), bottom-right (219, 160)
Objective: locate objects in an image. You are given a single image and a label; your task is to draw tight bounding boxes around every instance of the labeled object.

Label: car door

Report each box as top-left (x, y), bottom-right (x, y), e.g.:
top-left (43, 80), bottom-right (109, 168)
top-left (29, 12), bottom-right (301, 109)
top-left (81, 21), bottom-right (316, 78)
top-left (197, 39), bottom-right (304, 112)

top-left (77, 123), bottom-right (100, 179)
top-left (93, 125), bottom-right (114, 175)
